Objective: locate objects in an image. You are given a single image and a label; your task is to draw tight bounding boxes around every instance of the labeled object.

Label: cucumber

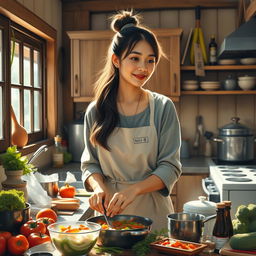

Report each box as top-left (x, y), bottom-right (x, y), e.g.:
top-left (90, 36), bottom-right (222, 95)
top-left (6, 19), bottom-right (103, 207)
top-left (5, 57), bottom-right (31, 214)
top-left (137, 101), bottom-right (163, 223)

top-left (230, 232), bottom-right (256, 250)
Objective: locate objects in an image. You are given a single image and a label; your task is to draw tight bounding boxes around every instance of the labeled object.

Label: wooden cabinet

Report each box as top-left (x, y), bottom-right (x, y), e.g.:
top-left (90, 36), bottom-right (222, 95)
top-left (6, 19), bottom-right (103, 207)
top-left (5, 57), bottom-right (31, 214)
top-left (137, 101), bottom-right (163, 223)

top-left (67, 28), bottom-right (182, 102)
top-left (171, 174), bottom-right (208, 212)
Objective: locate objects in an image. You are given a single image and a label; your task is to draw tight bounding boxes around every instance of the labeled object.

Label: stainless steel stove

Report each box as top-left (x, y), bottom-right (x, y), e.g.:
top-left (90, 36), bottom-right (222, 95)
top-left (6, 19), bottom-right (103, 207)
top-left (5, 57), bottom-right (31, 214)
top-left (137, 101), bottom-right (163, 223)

top-left (203, 160), bottom-right (256, 219)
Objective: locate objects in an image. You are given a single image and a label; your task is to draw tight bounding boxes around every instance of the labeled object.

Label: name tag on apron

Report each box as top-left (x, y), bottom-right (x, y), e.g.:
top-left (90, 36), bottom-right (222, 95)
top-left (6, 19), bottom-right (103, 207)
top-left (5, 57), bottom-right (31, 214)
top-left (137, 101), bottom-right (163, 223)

top-left (133, 136), bottom-right (149, 144)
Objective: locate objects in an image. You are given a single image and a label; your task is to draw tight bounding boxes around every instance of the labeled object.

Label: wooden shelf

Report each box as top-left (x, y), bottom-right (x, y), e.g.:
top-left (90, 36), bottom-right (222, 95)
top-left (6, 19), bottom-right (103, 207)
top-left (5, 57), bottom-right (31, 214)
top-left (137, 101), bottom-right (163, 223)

top-left (181, 90), bottom-right (256, 95)
top-left (181, 65), bottom-right (256, 70)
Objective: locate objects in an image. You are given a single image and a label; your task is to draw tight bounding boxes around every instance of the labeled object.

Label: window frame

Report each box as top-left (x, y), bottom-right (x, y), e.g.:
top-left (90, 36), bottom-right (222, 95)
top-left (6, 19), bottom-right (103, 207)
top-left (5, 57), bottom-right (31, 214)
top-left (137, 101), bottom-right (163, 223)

top-left (0, 0), bottom-right (58, 154)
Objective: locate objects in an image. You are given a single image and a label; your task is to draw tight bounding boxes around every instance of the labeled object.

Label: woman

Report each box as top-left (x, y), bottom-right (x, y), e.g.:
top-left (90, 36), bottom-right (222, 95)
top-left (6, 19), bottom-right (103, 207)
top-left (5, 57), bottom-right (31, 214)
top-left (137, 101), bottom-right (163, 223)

top-left (81, 10), bottom-right (182, 230)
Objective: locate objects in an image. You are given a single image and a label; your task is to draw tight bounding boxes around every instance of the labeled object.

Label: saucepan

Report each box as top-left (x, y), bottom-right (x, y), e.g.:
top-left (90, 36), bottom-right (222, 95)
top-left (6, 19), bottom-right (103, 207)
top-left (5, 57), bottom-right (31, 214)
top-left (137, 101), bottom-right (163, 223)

top-left (167, 213), bottom-right (216, 243)
top-left (87, 214), bottom-right (152, 249)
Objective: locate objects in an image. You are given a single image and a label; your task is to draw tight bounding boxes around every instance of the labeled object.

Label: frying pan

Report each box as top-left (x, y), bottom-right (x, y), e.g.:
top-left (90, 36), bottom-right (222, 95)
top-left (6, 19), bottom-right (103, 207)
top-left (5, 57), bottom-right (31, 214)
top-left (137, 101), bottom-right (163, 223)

top-left (87, 214), bottom-right (153, 249)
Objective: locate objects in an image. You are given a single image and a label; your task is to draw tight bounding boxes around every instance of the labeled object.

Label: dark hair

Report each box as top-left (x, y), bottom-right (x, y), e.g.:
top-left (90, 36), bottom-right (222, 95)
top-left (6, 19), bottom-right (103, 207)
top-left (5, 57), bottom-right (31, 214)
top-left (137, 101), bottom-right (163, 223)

top-left (90, 10), bottom-right (163, 150)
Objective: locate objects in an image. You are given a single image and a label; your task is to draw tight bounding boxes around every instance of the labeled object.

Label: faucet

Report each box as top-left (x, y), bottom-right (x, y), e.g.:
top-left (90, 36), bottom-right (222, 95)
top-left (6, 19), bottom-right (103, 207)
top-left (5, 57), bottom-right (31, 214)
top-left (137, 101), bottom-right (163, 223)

top-left (28, 145), bottom-right (48, 164)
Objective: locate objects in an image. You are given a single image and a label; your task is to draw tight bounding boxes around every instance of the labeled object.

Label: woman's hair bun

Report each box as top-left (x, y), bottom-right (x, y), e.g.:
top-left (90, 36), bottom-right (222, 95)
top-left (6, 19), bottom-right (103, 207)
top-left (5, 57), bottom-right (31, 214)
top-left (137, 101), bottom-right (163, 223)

top-left (110, 10), bottom-right (140, 32)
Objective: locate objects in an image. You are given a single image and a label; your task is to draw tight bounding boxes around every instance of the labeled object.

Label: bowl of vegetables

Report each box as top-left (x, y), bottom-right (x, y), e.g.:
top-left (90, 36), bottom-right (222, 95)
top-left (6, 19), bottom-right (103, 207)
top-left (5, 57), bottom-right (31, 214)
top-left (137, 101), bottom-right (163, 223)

top-left (87, 214), bottom-right (153, 249)
top-left (47, 221), bottom-right (101, 256)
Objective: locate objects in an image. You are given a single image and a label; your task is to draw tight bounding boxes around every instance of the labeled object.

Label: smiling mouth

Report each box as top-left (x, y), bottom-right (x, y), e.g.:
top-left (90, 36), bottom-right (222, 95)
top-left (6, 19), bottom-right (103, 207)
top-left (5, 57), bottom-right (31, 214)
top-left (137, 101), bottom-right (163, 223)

top-left (133, 74), bottom-right (147, 80)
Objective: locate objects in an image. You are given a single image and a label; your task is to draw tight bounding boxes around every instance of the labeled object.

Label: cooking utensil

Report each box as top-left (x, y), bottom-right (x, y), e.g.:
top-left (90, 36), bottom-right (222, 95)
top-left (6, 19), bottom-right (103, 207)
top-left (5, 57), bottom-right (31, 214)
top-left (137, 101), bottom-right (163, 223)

top-left (40, 181), bottom-right (59, 197)
top-left (213, 117), bottom-right (255, 162)
top-left (87, 214), bottom-right (152, 249)
top-left (102, 203), bottom-right (113, 229)
top-left (167, 213), bottom-right (216, 243)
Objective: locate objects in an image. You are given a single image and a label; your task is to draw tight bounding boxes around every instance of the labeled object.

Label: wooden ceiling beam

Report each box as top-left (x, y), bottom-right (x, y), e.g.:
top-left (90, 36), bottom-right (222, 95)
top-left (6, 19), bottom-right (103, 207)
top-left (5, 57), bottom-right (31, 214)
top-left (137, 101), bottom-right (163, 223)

top-left (63, 0), bottom-right (238, 12)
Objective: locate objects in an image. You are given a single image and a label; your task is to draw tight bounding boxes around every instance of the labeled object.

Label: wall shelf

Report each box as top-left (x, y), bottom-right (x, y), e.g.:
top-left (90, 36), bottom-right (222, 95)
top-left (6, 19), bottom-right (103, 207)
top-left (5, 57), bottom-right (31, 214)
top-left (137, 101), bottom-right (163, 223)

top-left (181, 90), bottom-right (256, 95)
top-left (181, 65), bottom-right (256, 71)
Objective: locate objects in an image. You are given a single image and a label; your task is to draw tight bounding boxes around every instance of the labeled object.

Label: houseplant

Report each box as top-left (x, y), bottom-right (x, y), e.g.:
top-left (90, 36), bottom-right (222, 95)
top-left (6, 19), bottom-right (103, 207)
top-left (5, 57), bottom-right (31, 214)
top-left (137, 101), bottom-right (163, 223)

top-left (0, 146), bottom-right (37, 201)
top-left (0, 189), bottom-right (30, 232)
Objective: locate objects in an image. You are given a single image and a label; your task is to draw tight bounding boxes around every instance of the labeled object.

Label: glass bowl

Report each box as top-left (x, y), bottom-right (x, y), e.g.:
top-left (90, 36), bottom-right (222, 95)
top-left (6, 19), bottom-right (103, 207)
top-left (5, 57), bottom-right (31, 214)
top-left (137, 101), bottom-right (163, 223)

top-left (47, 221), bottom-right (101, 256)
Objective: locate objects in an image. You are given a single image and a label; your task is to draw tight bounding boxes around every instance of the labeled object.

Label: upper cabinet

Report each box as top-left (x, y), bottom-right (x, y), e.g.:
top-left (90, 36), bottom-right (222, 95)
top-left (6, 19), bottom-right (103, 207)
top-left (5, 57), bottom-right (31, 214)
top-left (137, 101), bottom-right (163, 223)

top-left (67, 28), bottom-right (183, 102)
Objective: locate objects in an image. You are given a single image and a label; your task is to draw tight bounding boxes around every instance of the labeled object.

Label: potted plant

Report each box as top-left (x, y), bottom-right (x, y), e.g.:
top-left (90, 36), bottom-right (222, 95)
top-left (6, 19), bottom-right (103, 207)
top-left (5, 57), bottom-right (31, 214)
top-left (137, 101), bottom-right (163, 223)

top-left (0, 189), bottom-right (30, 232)
top-left (0, 146), bottom-right (37, 201)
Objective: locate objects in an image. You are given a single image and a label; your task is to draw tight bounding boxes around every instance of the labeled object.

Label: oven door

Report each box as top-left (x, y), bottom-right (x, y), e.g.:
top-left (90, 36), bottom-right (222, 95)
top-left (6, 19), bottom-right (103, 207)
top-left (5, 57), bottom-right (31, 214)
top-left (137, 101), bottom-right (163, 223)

top-left (202, 177), bottom-right (220, 203)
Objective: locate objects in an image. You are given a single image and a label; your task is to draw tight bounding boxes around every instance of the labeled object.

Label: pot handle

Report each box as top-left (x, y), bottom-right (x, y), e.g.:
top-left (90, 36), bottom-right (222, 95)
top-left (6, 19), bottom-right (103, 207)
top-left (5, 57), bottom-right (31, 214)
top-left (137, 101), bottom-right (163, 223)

top-left (121, 230), bottom-right (150, 236)
top-left (203, 214), bottom-right (216, 224)
top-left (213, 138), bottom-right (224, 143)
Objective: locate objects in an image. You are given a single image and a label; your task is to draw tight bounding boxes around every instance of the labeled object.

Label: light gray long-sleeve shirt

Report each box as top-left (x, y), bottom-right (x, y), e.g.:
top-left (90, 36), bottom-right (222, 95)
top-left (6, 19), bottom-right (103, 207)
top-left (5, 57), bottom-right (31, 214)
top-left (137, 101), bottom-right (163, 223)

top-left (81, 91), bottom-right (182, 196)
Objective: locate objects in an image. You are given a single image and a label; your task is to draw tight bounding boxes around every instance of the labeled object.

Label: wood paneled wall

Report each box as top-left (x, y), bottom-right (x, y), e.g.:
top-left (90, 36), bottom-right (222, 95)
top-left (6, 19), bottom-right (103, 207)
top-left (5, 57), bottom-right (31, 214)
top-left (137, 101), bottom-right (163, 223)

top-left (84, 8), bottom-right (256, 156)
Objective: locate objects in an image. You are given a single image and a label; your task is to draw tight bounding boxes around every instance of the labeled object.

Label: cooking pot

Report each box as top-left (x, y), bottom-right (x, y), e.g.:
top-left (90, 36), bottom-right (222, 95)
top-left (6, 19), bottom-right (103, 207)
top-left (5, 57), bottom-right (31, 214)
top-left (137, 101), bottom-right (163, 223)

top-left (87, 214), bottom-right (152, 249)
top-left (213, 117), bottom-right (255, 162)
top-left (167, 213), bottom-right (216, 243)
top-left (183, 196), bottom-right (216, 237)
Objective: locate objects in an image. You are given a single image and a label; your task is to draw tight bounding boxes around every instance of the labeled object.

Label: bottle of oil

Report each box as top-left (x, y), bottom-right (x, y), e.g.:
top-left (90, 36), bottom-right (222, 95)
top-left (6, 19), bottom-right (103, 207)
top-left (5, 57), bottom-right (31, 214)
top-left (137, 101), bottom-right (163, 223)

top-left (223, 201), bottom-right (234, 237)
top-left (212, 202), bottom-right (229, 253)
top-left (53, 135), bottom-right (64, 168)
top-left (209, 35), bottom-right (217, 65)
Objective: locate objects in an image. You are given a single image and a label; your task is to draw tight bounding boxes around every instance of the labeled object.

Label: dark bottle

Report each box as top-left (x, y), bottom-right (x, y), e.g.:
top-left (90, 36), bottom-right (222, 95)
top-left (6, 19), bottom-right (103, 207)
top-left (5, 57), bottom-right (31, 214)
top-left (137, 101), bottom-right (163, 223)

top-left (209, 35), bottom-right (217, 65)
top-left (212, 202), bottom-right (229, 253)
top-left (223, 201), bottom-right (234, 237)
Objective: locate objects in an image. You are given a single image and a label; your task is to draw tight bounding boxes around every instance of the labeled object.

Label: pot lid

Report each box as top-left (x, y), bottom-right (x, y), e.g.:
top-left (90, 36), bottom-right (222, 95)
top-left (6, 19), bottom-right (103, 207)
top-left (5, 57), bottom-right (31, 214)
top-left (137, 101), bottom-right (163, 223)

top-left (183, 196), bottom-right (216, 216)
top-left (219, 117), bottom-right (252, 136)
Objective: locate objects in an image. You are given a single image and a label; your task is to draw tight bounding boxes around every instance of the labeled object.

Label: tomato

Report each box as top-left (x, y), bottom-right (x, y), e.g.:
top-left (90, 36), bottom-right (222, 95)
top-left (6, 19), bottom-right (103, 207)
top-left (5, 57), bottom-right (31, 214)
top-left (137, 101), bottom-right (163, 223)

top-left (36, 217), bottom-right (55, 235)
top-left (0, 236), bottom-right (6, 255)
top-left (0, 231), bottom-right (11, 241)
top-left (36, 208), bottom-right (58, 222)
top-left (59, 184), bottom-right (76, 198)
top-left (27, 233), bottom-right (51, 248)
top-left (8, 235), bottom-right (29, 255)
top-left (20, 220), bottom-right (46, 237)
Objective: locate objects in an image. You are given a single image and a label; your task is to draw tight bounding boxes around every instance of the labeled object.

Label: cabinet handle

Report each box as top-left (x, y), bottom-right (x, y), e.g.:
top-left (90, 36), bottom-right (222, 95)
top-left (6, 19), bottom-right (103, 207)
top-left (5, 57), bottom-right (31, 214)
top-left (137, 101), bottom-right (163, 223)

top-left (74, 74), bottom-right (79, 95)
top-left (172, 72), bottom-right (177, 94)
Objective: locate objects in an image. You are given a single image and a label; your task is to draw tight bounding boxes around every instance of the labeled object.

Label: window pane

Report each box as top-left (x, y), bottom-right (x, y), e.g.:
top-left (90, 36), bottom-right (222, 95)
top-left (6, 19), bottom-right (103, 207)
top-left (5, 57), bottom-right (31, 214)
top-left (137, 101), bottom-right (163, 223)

top-left (0, 30), bottom-right (3, 82)
top-left (24, 89), bottom-right (31, 132)
top-left (23, 46), bottom-right (31, 86)
top-left (11, 88), bottom-right (20, 122)
top-left (0, 86), bottom-right (3, 139)
top-left (11, 41), bottom-right (20, 85)
top-left (34, 50), bottom-right (41, 88)
top-left (34, 91), bottom-right (42, 131)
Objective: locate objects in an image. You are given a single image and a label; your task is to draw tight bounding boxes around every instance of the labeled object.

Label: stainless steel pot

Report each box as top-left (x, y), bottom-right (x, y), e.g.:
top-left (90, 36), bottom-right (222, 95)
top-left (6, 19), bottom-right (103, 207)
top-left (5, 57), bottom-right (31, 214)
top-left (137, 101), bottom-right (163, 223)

top-left (213, 117), bottom-right (255, 162)
top-left (87, 214), bottom-right (152, 249)
top-left (167, 213), bottom-right (216, 243)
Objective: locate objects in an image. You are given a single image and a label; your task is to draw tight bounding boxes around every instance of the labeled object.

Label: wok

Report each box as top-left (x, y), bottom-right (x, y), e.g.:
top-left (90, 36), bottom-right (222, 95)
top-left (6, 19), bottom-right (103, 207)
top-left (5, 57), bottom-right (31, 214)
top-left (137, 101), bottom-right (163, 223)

top-left (87, 214), bottom-right (152, 249)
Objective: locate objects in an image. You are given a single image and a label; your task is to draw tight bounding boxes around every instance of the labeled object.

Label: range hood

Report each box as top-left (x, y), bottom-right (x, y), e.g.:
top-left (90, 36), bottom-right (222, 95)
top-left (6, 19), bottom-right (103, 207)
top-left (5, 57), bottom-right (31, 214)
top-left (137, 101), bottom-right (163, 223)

top-left (218, 16), bottom-right (256, 59)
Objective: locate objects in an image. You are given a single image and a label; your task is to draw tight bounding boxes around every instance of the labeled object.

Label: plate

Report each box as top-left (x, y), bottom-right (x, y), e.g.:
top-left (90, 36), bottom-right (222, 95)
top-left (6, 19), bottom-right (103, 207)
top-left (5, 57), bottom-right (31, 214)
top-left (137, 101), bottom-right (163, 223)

top-left (150, 238), bottom-right (207, 256)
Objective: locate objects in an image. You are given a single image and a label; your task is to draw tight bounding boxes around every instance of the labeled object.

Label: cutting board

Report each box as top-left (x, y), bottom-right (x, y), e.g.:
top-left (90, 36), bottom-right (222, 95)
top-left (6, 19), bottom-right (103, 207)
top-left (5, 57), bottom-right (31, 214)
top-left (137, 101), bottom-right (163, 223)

top-left (220, 242), bottom-right (256, 255)
top-left (75, 188), bottom-right (93, 197)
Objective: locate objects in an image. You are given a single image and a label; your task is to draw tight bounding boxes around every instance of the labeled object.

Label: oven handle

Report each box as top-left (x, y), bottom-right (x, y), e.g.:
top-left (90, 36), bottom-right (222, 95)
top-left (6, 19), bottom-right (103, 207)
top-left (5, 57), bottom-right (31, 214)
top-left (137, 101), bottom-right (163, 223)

top-left (202, 178), bottom-right (210, 195)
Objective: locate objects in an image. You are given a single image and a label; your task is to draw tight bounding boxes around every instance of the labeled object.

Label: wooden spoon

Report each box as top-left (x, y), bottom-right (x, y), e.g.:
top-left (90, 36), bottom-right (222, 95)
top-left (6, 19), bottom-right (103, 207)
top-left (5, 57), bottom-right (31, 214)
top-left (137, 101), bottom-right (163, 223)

top-left (10, 106), bottom-right (28, 147)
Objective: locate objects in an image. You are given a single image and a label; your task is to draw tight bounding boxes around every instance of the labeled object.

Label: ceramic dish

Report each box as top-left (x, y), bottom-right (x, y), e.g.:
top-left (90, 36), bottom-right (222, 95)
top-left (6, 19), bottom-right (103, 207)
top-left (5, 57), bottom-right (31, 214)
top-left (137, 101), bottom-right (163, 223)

top-left (200, 81), bottom-right (220, 91)
top-left (218, 59), bottom-right (237, 65)
top-left (150, 238), bottom-right (207, 256)
top-left (182, 84), bottom-right (199, 91)
top-left (240, 58), bottom-right (256, 65)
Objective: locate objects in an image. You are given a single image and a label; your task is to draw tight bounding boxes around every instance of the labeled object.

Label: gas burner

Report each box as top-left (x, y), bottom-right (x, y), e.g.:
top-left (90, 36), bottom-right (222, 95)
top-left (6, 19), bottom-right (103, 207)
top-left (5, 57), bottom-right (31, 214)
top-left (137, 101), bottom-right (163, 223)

top-left (226, 177), bottom-right (252, 182)
top-left (245, 166), bottom-right (256, 169)
top-left (218, 166), bottom-right (239, 169)
top-left (249, 170), bottom-right (256, 172)
top-left (220, 170), bottom-right (243, 172)
top-left (223, 174), bottom-right (247, 177)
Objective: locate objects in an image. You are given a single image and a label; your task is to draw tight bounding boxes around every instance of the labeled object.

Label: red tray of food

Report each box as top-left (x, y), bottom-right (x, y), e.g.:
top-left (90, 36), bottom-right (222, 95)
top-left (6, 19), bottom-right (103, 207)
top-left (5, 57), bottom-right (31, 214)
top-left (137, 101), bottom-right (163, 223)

top-left (150, 238), bottom-right (207, 256)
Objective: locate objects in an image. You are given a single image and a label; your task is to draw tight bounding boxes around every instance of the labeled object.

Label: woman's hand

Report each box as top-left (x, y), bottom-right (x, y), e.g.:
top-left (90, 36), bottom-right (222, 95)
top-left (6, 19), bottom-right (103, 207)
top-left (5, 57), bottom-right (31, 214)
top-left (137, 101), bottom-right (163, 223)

top-left (106, 187), bottom-right (139, 217)
top-left (89, 188), bottom-right (112, 215)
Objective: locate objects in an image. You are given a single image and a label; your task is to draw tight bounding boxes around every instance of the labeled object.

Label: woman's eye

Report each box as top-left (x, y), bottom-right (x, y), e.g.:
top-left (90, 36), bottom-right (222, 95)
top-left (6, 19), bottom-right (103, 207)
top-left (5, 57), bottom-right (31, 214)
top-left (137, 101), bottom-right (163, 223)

top-left (131, 57), bottom-right (139, 61)
top-left (148, 59), bottom-right (156, 63)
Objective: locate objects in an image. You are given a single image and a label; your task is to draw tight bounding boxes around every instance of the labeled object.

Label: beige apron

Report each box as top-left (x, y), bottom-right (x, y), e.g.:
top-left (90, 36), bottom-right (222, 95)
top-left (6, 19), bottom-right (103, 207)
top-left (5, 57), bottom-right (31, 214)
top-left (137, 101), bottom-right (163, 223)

top-left (97, 91), bottom-right (174, 231)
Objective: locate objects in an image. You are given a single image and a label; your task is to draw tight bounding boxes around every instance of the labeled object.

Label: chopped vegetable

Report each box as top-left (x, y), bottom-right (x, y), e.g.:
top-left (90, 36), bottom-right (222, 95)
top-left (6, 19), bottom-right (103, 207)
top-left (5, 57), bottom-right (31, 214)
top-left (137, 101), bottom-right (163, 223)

top-left (97, 219), bottom-right (146, 230)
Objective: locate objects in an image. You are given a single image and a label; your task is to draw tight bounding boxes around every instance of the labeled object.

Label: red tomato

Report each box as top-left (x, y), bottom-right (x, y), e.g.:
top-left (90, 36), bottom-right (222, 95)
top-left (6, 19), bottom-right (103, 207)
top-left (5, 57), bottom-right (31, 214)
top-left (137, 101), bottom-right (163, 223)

top-left (0, 231), bottom-right (11, 241)
top-left (20, 220), bottom-right (46, 237)
top-left (36, 217), bottom-right (55, 235)
top-left (59, 184), bottom-right (76, 198)
top-left (8, 235), bottom-right (29, 255)
top-left (0, 236), bottom-right (6, 256)
top-left (27, 233), bottom-right (51, 248)
top-left (36, 208), bottom-right (58, 222)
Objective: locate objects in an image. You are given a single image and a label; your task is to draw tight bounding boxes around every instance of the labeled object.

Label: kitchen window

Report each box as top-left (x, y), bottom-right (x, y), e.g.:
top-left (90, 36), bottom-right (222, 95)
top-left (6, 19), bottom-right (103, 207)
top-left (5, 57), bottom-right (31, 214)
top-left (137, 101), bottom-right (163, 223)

top-left (0, 15), bottom-right (47, 152)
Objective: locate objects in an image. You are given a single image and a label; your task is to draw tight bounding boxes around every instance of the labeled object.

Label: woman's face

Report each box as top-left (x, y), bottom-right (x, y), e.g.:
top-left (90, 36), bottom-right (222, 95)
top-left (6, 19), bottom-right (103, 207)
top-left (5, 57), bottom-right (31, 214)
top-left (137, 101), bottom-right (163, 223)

top-left (113, 40), bottom-right (156, 89)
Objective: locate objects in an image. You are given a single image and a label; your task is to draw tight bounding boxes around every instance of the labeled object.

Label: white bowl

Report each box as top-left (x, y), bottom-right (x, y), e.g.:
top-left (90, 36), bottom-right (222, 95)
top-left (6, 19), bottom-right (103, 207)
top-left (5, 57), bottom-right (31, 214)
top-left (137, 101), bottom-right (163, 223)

top-left (183, 80), bottom-right (198, 85)
top-left (240, 58), bottom-right (256, 65)
top-left (200, 81), bottom-right (220, 91)
top-left (238, 80), bottom-right (255, 90)
top-left (182, 84), bottom-right (199, 91)
top-left (238, 76), bottom-right (256, 81)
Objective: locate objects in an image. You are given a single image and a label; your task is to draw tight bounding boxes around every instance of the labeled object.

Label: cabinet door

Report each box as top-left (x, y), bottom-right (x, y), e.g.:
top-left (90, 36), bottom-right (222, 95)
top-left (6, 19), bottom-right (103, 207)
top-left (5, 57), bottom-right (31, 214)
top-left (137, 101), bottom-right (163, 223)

top-left (71, 38), bottom-right (110, 99)
top-left (145, 36), bottom-right (180, 99)
top-left (176, 174), bottom-right (208, 212)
